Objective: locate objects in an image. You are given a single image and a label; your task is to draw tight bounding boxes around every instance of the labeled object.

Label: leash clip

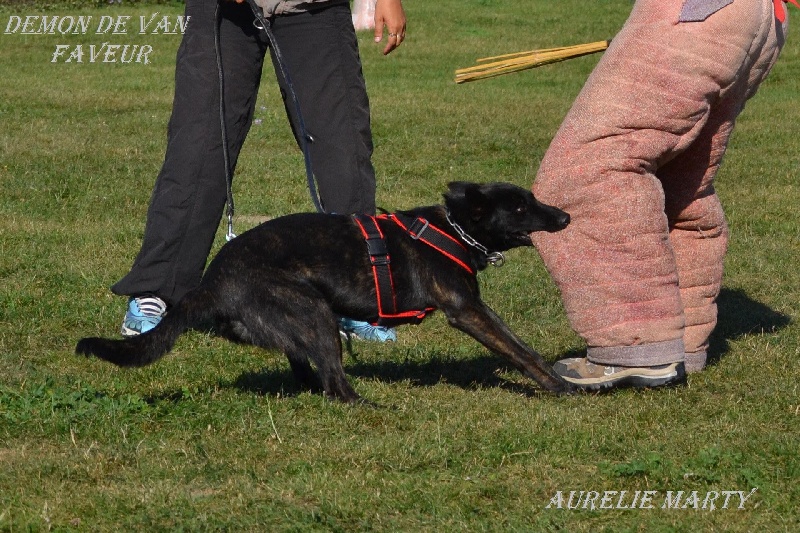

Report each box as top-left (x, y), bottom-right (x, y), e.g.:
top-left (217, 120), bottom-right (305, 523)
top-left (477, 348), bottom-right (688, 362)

top-left (225, 218), bottom-right (237, 242)
top-left (487, 252), bottom-right (505, 267)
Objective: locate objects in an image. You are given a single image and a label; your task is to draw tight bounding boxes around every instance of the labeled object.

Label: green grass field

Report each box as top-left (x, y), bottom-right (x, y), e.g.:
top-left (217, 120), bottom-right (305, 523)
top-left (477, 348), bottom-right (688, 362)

top-left (1, 0), bottom-right (798, 530)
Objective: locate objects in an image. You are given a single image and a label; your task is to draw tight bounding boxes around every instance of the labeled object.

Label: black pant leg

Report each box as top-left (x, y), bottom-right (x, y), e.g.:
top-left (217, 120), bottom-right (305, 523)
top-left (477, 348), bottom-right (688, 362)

top-left (112, 0), bottom-right (267, 305)
top-left (269, 3), bottom-right (376, 215)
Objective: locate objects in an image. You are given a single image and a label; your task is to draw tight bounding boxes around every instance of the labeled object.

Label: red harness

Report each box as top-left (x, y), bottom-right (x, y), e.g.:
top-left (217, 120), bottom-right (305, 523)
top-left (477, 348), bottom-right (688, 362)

top-left (352, 212), bottom-right (475, 327)
top-left (776, 0), bottom-right (800, 22)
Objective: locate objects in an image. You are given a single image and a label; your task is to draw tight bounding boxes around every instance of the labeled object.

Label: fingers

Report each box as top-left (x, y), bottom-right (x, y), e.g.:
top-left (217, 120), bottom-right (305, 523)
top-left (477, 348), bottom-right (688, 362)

top-left (373, 0), bottom-right (407, 55)
top-left (380, 28), bottom-right (406, 55)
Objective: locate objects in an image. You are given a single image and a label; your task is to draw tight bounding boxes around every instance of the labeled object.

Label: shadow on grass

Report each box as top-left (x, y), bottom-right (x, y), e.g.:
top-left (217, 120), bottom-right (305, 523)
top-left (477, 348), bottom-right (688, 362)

top-left (225, 287), bottom-right (790, 399)
top-left (230, 353), bottom-right (547, 400)
top-left (229, 368), bottom-right (308, 399)
top-left (348, 354), bottom-right (548, 397)
top-left (706, 287), bottom-right (791, 366)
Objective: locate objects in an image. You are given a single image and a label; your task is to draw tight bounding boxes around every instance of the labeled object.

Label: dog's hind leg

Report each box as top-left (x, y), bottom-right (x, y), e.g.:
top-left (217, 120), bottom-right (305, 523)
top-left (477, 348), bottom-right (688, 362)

top-left (280, 318), bottom-right (361, 403)
top-left (227, 313), bottom-right (330, 395)
top-left (285, 352), bottom-right (324, 394)
top-left (287, 308), bottom-right (361, 403)
top-left (302, 345), bottom-right (361, 403)
top-left (223, 283), bottom-right (361, 403)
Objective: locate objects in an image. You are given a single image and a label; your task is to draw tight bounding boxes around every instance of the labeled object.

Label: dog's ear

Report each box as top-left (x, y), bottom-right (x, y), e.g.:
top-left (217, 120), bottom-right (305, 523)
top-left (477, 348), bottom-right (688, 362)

top-left (444, 181), bottom-right (472, 201)
top-left (445, 182), bottom-right (490, 221)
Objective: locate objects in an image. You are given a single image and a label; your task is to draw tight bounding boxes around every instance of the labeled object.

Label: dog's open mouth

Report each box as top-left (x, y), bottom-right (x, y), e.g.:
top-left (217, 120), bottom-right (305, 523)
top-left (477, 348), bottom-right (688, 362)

top-left (512, 231), bottom-right (535, 243)
top-left (536, 220), bottom-right (571, 233)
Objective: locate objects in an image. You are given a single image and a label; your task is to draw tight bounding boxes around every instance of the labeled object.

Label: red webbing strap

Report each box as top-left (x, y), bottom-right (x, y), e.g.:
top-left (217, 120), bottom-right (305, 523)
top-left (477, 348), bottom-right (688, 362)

top-left (776, 0), bottom-right (800, 22)
top-left (352, 214), bottom-right (434, 324)
top-left (385, 213), bottom-right (475, 275)
top-left (352, 214), bottom-right (397, 318)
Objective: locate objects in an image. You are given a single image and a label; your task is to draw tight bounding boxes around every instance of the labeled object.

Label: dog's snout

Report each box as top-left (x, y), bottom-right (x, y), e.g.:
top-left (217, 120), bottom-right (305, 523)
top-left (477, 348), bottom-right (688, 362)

top-left (534, 198), bottom-right (571, 231)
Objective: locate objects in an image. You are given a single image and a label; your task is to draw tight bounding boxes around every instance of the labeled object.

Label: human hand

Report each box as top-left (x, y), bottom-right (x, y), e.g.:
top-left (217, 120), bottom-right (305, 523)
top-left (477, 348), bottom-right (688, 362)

top-left (374, 0), bottom-right (406, 55)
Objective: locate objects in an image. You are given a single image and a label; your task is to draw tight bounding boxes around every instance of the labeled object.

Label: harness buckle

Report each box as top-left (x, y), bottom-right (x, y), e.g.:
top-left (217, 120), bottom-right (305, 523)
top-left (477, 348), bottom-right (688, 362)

top-left (408, 218), bottom-right (430, 240)
top-left (365, 237), bottom-right (390, 265)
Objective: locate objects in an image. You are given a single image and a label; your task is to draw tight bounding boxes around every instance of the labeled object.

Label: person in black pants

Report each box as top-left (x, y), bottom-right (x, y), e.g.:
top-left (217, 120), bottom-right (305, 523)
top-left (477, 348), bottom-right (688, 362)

top-left (111, 0), bottom-right (406, 340)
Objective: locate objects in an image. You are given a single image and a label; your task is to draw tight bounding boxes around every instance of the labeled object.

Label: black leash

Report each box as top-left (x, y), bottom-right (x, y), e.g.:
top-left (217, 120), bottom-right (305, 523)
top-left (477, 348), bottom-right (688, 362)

top-left (214, 2), bottom-right (237, 241)
top-left (215, 0), bottom-right (326, 242)
top-left (244, 0), bottom-right (323, 213)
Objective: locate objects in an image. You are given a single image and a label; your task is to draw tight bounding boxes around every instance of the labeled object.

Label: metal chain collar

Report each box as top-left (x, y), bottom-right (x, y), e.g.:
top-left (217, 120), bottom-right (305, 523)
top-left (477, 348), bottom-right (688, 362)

top-left (445, 210), bottom-right (505, 267)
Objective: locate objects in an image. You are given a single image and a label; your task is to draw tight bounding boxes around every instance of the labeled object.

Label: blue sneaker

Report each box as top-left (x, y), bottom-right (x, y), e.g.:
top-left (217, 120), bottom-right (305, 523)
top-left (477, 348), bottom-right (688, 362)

top-left (121, 295), bottom-right (167, 337)
top-left (338, 317), bottom-right (397, 342)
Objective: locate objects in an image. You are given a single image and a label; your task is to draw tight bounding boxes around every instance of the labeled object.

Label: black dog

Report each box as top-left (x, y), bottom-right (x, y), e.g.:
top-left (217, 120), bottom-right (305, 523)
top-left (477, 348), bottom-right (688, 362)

top-left (77, 182), bottom-right (572, 402)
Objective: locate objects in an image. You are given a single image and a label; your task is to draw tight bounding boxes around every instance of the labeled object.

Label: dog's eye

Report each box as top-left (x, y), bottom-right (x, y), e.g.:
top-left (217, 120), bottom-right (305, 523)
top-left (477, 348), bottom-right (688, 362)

top-left (515, 205), bottom-right (526, 214)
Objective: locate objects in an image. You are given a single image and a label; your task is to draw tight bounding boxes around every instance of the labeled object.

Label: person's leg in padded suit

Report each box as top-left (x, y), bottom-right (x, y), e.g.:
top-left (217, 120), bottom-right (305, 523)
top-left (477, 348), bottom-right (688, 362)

top-left (530, 0), bottom-right (786, 389)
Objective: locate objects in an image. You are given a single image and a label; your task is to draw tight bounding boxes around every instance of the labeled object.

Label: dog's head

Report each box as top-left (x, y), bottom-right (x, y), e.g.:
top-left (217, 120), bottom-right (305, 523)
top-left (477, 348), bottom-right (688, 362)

top-left (443, 181), bottom-right (570, 252)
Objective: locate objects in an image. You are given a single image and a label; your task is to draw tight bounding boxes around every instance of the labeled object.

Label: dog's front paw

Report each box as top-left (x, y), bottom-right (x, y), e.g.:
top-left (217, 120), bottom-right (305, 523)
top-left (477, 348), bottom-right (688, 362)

top-left (555, 380), bottom-right (580, 395)
top-left (540, 374), bottom-right (579, 396)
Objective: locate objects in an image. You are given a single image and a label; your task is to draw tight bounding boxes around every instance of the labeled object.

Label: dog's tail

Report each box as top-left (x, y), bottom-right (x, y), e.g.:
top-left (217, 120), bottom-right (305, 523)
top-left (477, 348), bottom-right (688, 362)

top-left (75, 290), bottom-right (210, 368)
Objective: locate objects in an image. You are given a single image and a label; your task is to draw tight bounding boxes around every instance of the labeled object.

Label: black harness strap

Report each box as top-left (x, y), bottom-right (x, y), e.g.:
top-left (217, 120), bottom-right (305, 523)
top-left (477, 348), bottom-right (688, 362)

top-left (387, 213), bottom-right (475, 275)
top-left (352, 214), bottom-right (404, 321)
top-left (352, 212), bottom-right (475, 327)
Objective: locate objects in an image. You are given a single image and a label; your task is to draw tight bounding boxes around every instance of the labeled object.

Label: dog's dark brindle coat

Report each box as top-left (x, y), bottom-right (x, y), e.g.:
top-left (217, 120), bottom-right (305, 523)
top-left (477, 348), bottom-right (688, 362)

top-left (76, 182), bottom-right (573, 402)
